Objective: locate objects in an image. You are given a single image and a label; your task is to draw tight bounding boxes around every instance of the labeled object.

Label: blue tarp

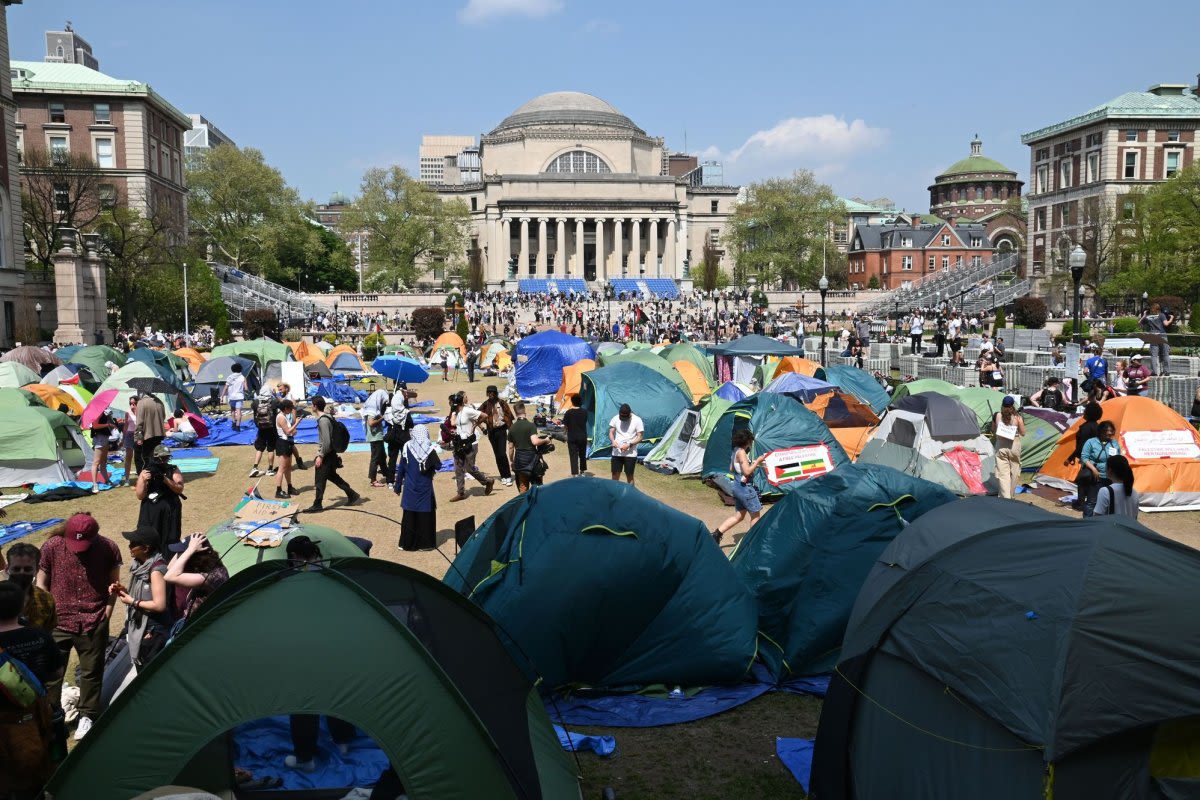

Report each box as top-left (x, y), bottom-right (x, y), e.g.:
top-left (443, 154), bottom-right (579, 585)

top-left (762, 372), bottom-right (836, 403)
top-left (33, 478), bottom-right (122, 495)
top-left (233, 716), bottom-right (388, 792)
top-left (0, 518), bottom-right (64, 547)
top-left (553, 725), bottom-right (616, 757)
top-left (776, 738), bottom-right (815, 793)
top-left (167, 448), bottom-right (215, 459)
top-left (714, 381), bottom-right (749, 401)
top-left (514, 330), bottom-right (594, 397)
top-left (822, 364), bottom-right (891, 416)
top-left (309, 379), bottom-right (367, 403)
top-left (194, 415), bottom-right (439, 447)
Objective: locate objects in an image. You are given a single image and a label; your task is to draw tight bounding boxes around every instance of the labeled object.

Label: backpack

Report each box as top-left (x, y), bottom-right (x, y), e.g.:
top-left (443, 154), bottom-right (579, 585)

top-left (253, 395), bottom-right (275, 429)
top-left (0, 643), bottom-right (46, 709)
top-left (323, 415), bottom-right (350, 453)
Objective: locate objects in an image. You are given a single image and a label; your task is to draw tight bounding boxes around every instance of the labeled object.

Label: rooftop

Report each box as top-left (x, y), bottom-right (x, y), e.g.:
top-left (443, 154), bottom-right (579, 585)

top-left (10, 60), bottom-right (191, 128)
top-left (490, 91), bottom-right (645, 136)
top-left (936, 136), bottom-right (1016, 178)
top-left (1022, 83), bottom-right (1200, 143)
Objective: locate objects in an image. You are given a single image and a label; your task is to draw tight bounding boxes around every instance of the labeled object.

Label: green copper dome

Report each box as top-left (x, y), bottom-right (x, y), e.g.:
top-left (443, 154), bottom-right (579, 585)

top-left (937, 135), bottom-right (1016, 177)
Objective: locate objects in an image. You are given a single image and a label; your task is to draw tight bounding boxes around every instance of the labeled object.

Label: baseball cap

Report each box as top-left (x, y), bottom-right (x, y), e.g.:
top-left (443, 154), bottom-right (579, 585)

top-left (1002, 395), bottom-right (1016, 407)
top-left (152, 444), bottom-right (171, 459)
top-left (121, 526), bottom-right (160, 548)
top-left (1131, 354), bottom-right (1143, 361)
top-left (64, 513), bottom-right (100, 553)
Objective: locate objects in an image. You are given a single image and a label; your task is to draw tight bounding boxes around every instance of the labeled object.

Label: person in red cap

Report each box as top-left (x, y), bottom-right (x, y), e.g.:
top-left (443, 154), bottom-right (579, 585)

top-left (35, 513), bottom-right (122, 742)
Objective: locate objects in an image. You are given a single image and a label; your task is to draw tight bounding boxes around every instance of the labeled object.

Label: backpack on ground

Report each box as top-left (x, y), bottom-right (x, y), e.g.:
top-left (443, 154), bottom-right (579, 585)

top-left (0, 644), bottom-right (46, 709)
top-left (323, 415), bottom-right (350, 453)
top-left (253, 396), bottom-right (275, 429)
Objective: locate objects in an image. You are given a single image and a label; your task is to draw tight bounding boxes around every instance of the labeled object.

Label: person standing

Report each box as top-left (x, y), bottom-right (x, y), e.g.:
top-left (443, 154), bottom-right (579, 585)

top-left (1081, 420), bottom-right (1121, 517)
top-left (1093, 454), bottom-right (1138, 518)
top-left (712, 429), bottom-right (766, 544)
top-left (449, 392), bottom-right (495, 502)
top-left (1065, 402), bottom-right (1103, 511)
top-left (88, 408), bottom-right (115, 494)
top-left (1083, 344), bottom-right (1108, 394)
top-left (221, 362), bottom-right (248, 431)
top-left (1139, 302), bottom-right (1174, 376)
top-left (273, 399), bottom-right (299, 500)
top-left (1030, 377), bottom-right (1066, 411)
top-left (562, 394), bottom-right (589, 477)
top-left (5, 543), bottom-right (56, 634)
top-left (303, 396), bottom-right (361, 513)
top-left (384, 387), bottom-right (415, 479)
top-left (136, 445), bottom-right (186, 553)
top-left (507, 402), bottom-right (550, 494)
top-left (110, 526), bottom-right (171, 669)
top-left (393, 426), bottom-right (441, 551)
top-left (249, 386), bottom-right (280, 478)
top-left (479, 386), bottom-right (514, 486)
top-left (608, 403), bottom-right (644, 486)
top-left (36, 513), bottom-right (121, 741)
top-left (992, 396), bottom-right (1026, 499)
top-left (465, 346), bottom-right (479, 383)
top-left (134, 392), bottom-right (166, 475)
top-left (121, 396), bottom-right (138, 487)
top-left (362, 387), bottom-right (392, 488)
top-left (908, 312), bottom-right (924, 355)
top-left (1123, 355), bottom-right (1151, 397)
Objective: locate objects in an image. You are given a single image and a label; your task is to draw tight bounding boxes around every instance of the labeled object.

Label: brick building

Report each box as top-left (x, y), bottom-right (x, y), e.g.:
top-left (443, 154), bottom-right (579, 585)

top-left (1021, 78), bottom-right (1200, 288)
top-left (928, 135), bottom-right (1025, 258)
top-left (847, 216), bottom-right (994, 292)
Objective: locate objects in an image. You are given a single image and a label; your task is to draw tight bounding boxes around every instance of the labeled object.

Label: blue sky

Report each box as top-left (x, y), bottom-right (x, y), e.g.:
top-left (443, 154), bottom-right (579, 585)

top-left (10, 1), bottom-right (1197, 211)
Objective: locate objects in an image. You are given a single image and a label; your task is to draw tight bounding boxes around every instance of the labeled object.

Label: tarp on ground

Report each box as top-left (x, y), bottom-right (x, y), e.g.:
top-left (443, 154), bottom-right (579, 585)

top-left (553, 358), bottom-right (596, 410)
top-left (702, 393), bottom-right (851, 498)
top-left (444, 478), bottom-right (758, 690)
top-left (195, 415), bottom-right (368, 447)
top-left (1035, 395), bottom-right (1200, 510)
top-left (514, 330), bottom-right (595, 398)
top-left (309, 378), bottom-right (367, 404)
top-left (644, 394), bottom-right (733, 475)
top-left (209, 338), bottom-right (292, 370)
top-left (822, 364), bottom-right (891, 416)
top-left (581, 361), bottom-right (692, 457)
top-left (729, 464), bottom-right (956, 680)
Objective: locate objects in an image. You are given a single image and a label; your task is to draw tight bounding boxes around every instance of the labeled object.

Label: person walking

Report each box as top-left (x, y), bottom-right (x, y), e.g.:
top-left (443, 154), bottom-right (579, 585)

top-left (273, 399), bottom-right (299, 500)
top-left (303, 396), bottom-right (361, 513)
top-left (221, 362), bottom-right (248, 431)
top-left (608, 403), bottom-right (644, 486)
top-left (393, 426), bottom-right (441, 551)
top-left (88, 407), bottom-right (115, 494)
top-left (1093, 454), bottom-right (1139, 519)
top-left (1139, 302), bottom-right (1174, 376)
top-left (363, 387), bottom-right (392, 488)
top-left (36, 513), bottom-right (121, 741)
top-left (712, 428), bottom-right (767, 544)
top-left (1081, 420), bottom-right (1121, 517)
top-left (507, 402), bottom-right (550, 494)
top-left (992, 396), bottom-right (1025, 499)
top-left (448, 392), bottom-right (495, 502)
top-left (479, 386), bottom-right (514, 486)
top-left (134, 392), bottom-right (166, 475)
top-left (562, 394), bottom-right (589, 476)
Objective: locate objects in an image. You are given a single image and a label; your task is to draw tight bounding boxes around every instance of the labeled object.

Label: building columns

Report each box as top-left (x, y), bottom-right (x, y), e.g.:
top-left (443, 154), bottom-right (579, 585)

top-left (500, 218), bottom-right (511, 277)
top-left (594, 218), bottom-right (605, 281)
top-left (612, 218), bottom-right (624, 277)
top-left (631, 218), bottom-right (642, 275)
top-left (536, 218), bottom-right (548, 276)
top-left (648, 218), bottom-right (660, 277)
top-left (665, 218), bottom-right (677, 278)
top-left (575, 217), bottom-right (585, 278)
top-left (519, 217), bottom-right (530, 275)
top-left (555, 218), bottom-right (566, 278)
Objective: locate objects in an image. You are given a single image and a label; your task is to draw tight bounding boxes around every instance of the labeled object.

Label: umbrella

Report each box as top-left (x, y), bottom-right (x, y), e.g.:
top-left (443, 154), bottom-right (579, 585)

top-left (371, 356), bottom-right (429, 384)
top-left (81, 389), bottom-right (120, 429)
top-left (0, 345), bottom-right (62, 374)
top-left (126, 377), bottom-right (185, 397)
top-left (183, 412), bottom-right (209, 439)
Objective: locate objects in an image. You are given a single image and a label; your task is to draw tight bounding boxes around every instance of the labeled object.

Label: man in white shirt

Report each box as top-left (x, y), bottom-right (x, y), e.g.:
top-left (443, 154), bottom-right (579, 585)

top-left (450, 391), bottom-right (495, 501)
top-left (608, 403), bottom-right (645, 486)
top-left (221, 362), bottom-right (248, 431)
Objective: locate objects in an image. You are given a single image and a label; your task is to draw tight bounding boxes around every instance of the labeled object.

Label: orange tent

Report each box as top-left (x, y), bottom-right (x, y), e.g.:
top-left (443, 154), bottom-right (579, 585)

top-left (22, 384), bottom-right (85, 416)
top-left (805, 390), bottom-right (879, 460)
top-left (774, 356), bottom-right (827, 381)
top-left (673, 360), bottom-right (711, 403)
top-left (325, 344), bottom-right (368, 371)
top-left (554, 359), bottom-right (596, 409)
top-left (287, 341), bottom-right (322, 363)
top-left (430, 332), bottom-right (467, 359)
top-left (172, 347), bottom-right (207, 373)
top-left (1035, 396), bottom-right (1200, 511)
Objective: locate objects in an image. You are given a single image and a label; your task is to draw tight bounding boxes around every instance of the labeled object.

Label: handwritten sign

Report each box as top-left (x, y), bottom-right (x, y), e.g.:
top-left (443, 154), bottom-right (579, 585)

top-left (764, 444), bottom-right (834, 486)
top-left (1121, 429), bottom-right (1200, 461)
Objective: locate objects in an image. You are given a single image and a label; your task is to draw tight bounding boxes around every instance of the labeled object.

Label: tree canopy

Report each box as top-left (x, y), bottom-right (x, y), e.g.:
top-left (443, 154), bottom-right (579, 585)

top-left (727, 170), bottom-right (847, 289)
top-left (1104, 163), bottom-right (1200, 298)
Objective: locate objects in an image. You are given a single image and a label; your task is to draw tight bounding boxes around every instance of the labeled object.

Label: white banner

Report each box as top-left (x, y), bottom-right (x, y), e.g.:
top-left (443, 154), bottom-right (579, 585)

top-left (763, 444), bottom-right (834, 486)
top-left (1121, 429), bottom-right (1200, 461)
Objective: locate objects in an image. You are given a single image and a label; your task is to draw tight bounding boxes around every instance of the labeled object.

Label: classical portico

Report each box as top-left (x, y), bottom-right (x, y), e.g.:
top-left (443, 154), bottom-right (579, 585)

top-left (435, 91), bottom-right (738, 288)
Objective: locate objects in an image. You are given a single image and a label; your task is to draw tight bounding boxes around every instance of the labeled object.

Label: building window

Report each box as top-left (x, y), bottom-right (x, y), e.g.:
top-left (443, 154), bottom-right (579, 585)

top-left (470, 197), bottom-right (477, 211)
top-left (1165, 151), bottom-right (1180, 178)
top-left (49, 135), bottom-right (68, 164)
top-left (53, 182), bottom-right (69, 214)
top-left (927, 256), bottom-right (935, 270)
top-left (544, 150), bottom-right (612, 174)
top-left (941, 234), bottom-right (951, 246)
top-left (94, 137), bottom-right (114, 168)
top-left (900, 236), bottom-right (912, 247)
top-left (955, 255), bottom-right (963, 268)
top-left (709, 228), bottom-right (720, 248)
top-left (972, 256), bottom-right (982, 268)
top-left (48, 102), bottom-right (65, 123)
top-left (941, 256), bottom-right (949, 269)
top-left (901, 255), bottom-right (912, 271)
top-left (1085, 133), bottom-right (1102, 147)
top-left (1086, 152), bottom-right (1099, 183)
top-left (1167, 130), bottom-right (1180, 142)
top-left (1036, 147), bottom-right (1050, 160)
top-left (150, 143), bottom-right (158, 175)
top-left (1059, 204), bottom-right (1070, 226)
top-left (94, 103), bottom-right (111, 124)
top-left (1035, 208), bottom-right (1045, 231)
top-left (1125, 130), bottom-right (1138, 142)
top-left (970, 236), bottom-right (982, 247)
top-left (1036, 165), bottom-right (1049, 193)
top-left (1060, 159), bottom-right (1072, 188)
top-left (15, 132), bottom-right (22, 164)
top-left (1124, 151), bottom-right (1138, 179)
top-left (710, 200), bottom-right (719, 213)
top-left (1123, 200), bottom-right (1136, 220)
top-left (99, 183), bottom-right (116, 209)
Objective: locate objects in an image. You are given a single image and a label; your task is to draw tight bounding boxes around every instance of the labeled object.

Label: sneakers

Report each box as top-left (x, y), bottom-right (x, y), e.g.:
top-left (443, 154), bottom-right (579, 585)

top-left (284, 754), bottom-right (317, 773)
top-left (484, 479), bottom-right (496, 496)
top-left (301, 504), bottom-right (324, 514)
top-left (500, 477), bottom-right (513, 486)
top-left (91, 484), bottom-right (100, 494)
top-left (74, 716), bottom-right (93, 741)
top-left (266, 467), bottom-right (278, 476)
top-left (249, 467), bottom-right (263, 478)
top-left (346, 493), bottom-right (364, 506)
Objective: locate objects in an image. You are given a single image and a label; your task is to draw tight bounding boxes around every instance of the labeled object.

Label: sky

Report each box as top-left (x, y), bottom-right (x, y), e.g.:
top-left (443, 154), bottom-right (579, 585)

top-left (10, 1), bottom-right (1198, 211)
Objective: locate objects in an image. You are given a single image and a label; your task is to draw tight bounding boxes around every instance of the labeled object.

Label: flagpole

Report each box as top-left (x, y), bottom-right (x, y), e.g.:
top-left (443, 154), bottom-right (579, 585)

top-left (183, 261), bottom-right (191, 347)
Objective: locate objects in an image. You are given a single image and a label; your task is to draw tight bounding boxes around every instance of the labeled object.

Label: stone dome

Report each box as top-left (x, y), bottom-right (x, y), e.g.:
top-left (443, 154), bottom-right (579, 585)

top-left (490, 91), bottom-right (644, 135)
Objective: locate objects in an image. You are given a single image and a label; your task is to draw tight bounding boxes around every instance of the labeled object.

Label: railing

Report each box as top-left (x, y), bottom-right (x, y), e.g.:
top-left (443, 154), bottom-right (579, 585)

top-left (864, 251), bottom-right (1022, 315)
top-left (209, 262), bottom-right (334, 322)
top-left (961, 278), bottom-right (1032, 314)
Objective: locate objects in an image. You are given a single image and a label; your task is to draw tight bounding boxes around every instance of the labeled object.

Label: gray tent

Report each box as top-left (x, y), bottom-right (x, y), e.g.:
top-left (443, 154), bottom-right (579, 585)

top-left (188, 356), bottom-right (259, 403)
top-left (812, 497), bottom-right (1200, 800)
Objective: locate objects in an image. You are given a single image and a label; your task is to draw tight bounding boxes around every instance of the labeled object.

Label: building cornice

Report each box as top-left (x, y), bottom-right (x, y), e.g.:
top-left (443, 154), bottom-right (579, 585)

top-left (14, 83), bottom-right (192, 130)
top-left (481, 128), bottom-right (660, 148)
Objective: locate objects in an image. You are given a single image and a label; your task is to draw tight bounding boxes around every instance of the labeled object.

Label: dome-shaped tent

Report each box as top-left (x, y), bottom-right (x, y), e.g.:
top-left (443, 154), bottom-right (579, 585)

top-left (553, 358), bottom-right (595, 410)
top-left (514, 330), bottom-right (594, 398)
top-left (580, 361), bottom-right (691, 456)
top-left (0, 405), bottom-right (92, 487)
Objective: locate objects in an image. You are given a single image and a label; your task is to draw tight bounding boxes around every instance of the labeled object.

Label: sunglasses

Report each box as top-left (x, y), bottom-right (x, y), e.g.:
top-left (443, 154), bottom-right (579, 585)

top-left (7, 565), bottom-right (36, 574)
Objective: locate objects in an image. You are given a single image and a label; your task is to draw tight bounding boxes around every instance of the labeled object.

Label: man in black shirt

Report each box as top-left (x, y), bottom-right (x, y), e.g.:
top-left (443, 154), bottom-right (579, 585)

top-left (562, 394), bottom-right (590, 477)
top-left (507, 402), bottom-right (550, 493)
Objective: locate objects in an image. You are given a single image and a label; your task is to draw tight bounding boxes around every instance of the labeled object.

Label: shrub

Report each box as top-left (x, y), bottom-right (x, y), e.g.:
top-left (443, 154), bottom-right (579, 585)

top-left (411, 307), bottom-right (445, 342)
top-left (361, 332), bottom-right (386, 361)
top-left (993, 306), bottom-right (1007, 332)
top-left (867, 275), bottom-right (880, 290)
top-left (455, 314), bottom-right (469, 341)
top-left (214, 316), bottom-right (233, 343)
top-left (281, 328), bottom-right (302, 342)
top-left (1011, 297), bottom-right (1048, 329)
top-left (1111, 317), bottom-right (1140, 334)
top-left (1060, 320), bottom-right (1075, 337)
top-left (1190, 303), bottom-right (1200, 334)
top-left (751, 288), bottom-right (769, 309)
top-left (241, 309), bottom-right (278, 340)
top-left (323, 333), bottom-right (338, 345)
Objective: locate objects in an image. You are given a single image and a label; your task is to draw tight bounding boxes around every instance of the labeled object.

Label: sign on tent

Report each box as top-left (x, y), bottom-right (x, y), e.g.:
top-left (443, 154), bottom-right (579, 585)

top-left (1122, 429), bottom-right (1200, 460)
top-left (765, 444), bottom-right (834, 486)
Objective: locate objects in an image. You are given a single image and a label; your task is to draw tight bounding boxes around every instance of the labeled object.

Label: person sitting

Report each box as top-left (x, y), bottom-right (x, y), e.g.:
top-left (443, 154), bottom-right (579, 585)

top-left (165, 409), bottom-right (197, 446)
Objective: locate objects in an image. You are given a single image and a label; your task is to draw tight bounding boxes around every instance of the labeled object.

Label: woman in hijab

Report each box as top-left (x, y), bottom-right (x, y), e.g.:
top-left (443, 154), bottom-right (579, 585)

top-left (393, 424), bottom-right (441, 551)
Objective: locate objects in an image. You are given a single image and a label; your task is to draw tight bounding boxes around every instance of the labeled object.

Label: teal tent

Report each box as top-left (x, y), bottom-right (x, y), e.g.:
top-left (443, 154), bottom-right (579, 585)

top-left (823, 365), bottom-right (891, 416)
top-left (658, 341), bottom-right (716, 385)
top-left (581, 361), bottom-right (691, 457)
top-left (702, 393), bottom-right (850, 498)
top-left (594, 348), bottom-right (691, 395)
top-left (47, 559), bottom-right (581, 800)
top-left (729, 463), bottom-right (956, 680)
top-left (1019, 407), bottom-right (1073, 470)
top-left (445, 478), bottom-right (758, 689)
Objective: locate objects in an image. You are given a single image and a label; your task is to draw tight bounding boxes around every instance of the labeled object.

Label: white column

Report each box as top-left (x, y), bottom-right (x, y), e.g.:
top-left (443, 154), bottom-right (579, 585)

top-left (519, 218), bottom-right (530, 275)
top-left (613, 218), bottom-right (624, 277)
top-left (555, 218), bottom-right (566, 277)
top-left (594, 217), bottom-right (605, 282)
top-left (575, 217), bottom-right (585, 278)
top-left (648, 218), bottom-right (660, 277)
top-left (631, 218), bottom-right (642, 275)
top-left (500, 218), bottom-right (511, 277)
top-left (666, 218), bottom-right (677, 278)
top-left (536, 217), bottom-right (548, 276)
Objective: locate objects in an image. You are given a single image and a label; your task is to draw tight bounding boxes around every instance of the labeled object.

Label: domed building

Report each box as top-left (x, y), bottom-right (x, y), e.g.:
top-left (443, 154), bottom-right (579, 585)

top-left (435, 91), bottom-right (739, 290)
top-left (928, 135), bottom-right (1026, 255)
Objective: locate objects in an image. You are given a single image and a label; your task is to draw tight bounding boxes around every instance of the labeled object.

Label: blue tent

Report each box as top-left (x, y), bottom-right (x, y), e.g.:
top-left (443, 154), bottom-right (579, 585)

top-left (581, 362), bottom-right (691, 457)
top-left (822, 365), bottom-right (891, 416)
top-left (762, 372), bottom-right (836, 404)
top-left (328, 351), bottom-right (368, 373)
top-left (714, 381), bottom-right (750, 402)
top-left (309, 378), bottom-right (366, 403)
top-left (514, 331), bottom-right (594, 397)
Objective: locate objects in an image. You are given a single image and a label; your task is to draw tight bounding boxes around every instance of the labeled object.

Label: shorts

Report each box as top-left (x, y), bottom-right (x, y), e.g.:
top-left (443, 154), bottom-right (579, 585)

top-left (611, 455), bottom-right (637, 478)
top-left (275, 438), bottom-right (295, 458)
top-left (731, 478), bottom-right (763, 514)
top-left (254, 427), bottom-right (278, 453)
top-left (229, 399), bottom-right (244, 410)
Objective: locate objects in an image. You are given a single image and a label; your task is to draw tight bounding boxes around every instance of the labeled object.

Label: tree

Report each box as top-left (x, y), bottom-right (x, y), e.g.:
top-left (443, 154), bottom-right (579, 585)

top-left (272, 221), bottom-right (357, 292)
top-left (1012, 296), bottom-right (1048, 329)
top-left (241, 309), bottom-right (279, 340)
top-left (21, 147), bottom-right (102, 273)
top-left (411, 307), bottom-right (445, 341)
top-left (695, 242), bottom-right (726, 293)
top-left (96, 202), bottom-right (177, 330)
top-left (1107, 164), bottom-right (1200, 298)
top-left (727, 170), bottom-right (846, 289)
top-left (867, 275), bottom-right (880, 290)
top-left (993, 305), bottom-right (1007, 332)
top-left (339, 166), bottom-right (471, 291)
top-left (187, 145), bottom-right (305, 274)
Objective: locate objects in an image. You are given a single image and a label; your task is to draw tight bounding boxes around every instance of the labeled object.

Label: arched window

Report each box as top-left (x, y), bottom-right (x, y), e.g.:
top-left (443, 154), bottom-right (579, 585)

top-left (544, 150), bottom-right (612, 174)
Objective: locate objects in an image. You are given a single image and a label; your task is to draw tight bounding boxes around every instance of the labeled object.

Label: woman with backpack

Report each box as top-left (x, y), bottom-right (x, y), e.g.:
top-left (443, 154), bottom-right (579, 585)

top-left (1092, 454), bottom-right (1138, 519)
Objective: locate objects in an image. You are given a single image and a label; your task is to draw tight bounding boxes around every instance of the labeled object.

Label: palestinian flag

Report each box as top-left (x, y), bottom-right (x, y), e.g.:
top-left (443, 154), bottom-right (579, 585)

top-left (772, 454), bottom-right (828, 483)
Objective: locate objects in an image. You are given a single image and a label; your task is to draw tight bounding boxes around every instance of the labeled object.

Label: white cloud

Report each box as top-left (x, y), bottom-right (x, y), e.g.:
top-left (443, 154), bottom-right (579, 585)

top-left (458, 0), bottom-right (564, 24)
top-left (710, 114), bottom-right (889, 183)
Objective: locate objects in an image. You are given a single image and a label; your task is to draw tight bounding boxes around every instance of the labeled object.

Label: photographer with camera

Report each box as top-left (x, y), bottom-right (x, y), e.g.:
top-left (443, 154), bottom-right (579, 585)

top-left (507, 402), bottom-right (551, 494)
top-left (1139, 302), bottom-right (1174, 376)
top-left (135, 444), bottom-right (185, 552)
top-left (448, 391), bottom-right (495, 502)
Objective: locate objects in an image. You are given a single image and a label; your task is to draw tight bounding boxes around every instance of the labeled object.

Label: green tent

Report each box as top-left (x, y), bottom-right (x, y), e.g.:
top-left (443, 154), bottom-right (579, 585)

top-left (0, 386), bottom-right (42, 409)
top-left (644, 393), bottom-right (733, 475)
top-left (209, 337), bottom-right (292, 370)
top-left (1019, 408), bottom-right (1073, 470)
top-left (204, 520), bottom-right (369, 574)
top-left (46, 559), bottom-right (581, 800)
top-left (702, 393), bottom-right (851, 498)
top-left (94, 361), bottom-right (195, 416)
top-left (591, 348), bottom-right (690, 395)
top-left (822, 365), bottom-right (891, 416)
top-left (581, 361), bottom-right (691, 456)
top-left (729, 463), bottom-right (956, 680)
top-left (127, 347), bottom-right (190, 377)
top-left (659, 341), bottom-right (716, 385)
top-left (445, 478), bottom-right (758, 689)
top-left (0, 405), bottom-right (91, 487)
top-left (65, 345), bottom-right (127, 388)
top-left (0, 361), bottom-right (41, 388)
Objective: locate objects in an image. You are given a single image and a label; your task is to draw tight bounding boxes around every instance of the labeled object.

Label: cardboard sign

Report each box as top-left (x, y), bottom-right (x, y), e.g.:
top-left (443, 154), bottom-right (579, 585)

top-left (763, 444), bottom-right (834, 486)
top-left (234, 496), bottom-right (292, 522)
top-left (1121, 430), bottom-right (1200, 461)
top-left (280, 361), bottom-right (305, 401)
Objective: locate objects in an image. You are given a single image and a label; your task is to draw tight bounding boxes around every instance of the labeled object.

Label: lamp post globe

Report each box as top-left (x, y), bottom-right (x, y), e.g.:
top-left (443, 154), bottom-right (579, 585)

top-left (35, 301), bottom-right (42, 333)
top-left (1141, 290), bottom-right (1149, 315)
top-left (818, 274), bottom-right (830, 366)
top-left (1068, 244), bottom-right (1086, 345)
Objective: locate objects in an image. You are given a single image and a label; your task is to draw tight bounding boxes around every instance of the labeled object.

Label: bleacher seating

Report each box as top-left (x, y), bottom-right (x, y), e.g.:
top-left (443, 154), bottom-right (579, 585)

top-left (518, 279), bottom-right (550, 294)
top-left (609, 279), bottom-right (642, 297)
top-left (209, 262), bottom-right (329, 322)
top-left (644, 279), bottom-right (680, 299)
top-left (555, 279), bottom-right (588, 295)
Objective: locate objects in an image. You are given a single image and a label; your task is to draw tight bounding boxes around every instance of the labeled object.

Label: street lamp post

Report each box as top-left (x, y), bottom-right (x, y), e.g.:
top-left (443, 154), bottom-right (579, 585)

top-left (1141, 291), bottom-right (1148, 315)
top-left (182, 262), bottom-right (190, 347)
top-left (1069, 244), bottom-right (1086, 344)
top-left (894, 299), bottom-right (900, 337)
top-left (818, 274), bottom-right (829, 366)
top-left (34, 302), bottom-right (42, 336)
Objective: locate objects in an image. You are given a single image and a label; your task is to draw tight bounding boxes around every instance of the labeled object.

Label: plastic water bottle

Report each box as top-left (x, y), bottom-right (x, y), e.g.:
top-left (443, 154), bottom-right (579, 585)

top-left (668, 686), bottom-right (684, 699)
